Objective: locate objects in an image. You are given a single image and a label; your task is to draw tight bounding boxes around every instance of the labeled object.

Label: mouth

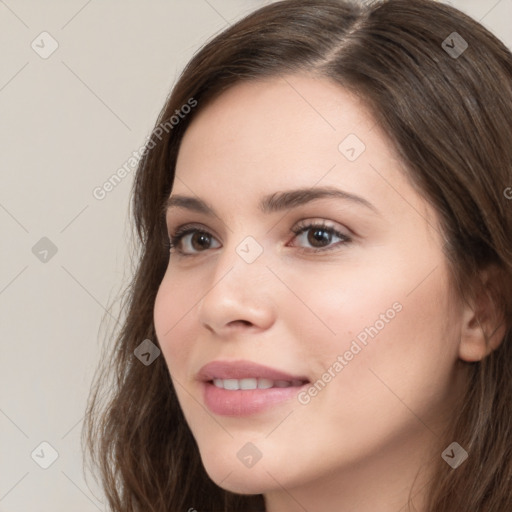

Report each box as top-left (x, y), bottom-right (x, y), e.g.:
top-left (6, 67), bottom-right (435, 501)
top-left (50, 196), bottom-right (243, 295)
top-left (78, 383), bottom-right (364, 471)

top-left (197, 360), bottom-right (311, 416)
top-left (210, 377), bottom-right (308, 390)
top-left (197, 359), bottom-right (310, 383)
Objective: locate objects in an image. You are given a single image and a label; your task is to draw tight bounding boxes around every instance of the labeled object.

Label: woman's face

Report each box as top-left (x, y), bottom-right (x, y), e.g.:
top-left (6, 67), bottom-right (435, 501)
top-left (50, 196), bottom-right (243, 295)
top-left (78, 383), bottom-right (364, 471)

top-left (153, 75), bottom-right (468, 500)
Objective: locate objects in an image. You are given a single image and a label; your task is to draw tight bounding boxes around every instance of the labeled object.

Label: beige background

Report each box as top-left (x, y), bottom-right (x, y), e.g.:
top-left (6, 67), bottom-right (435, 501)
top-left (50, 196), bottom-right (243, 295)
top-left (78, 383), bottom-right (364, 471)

top-left (0, 1), bottom-right (510, 511)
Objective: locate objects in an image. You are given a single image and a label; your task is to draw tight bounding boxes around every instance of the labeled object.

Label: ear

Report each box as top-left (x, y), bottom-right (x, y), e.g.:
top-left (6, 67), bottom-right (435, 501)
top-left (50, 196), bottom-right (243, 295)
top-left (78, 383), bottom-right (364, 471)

top-left (458, 265), bottom-right (507, 362)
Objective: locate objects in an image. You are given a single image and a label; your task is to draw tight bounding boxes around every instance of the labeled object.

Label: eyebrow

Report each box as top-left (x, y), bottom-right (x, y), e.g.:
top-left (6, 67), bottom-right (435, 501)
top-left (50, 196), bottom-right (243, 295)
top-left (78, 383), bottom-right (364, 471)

top-left (163, 186), bottom-right (380, 217)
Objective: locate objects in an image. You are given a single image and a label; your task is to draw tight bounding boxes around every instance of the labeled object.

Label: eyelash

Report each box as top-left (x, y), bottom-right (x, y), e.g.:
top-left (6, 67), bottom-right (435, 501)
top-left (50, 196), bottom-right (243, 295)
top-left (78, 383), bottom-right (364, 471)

top-left (166, 221), bottom-right (352, 257)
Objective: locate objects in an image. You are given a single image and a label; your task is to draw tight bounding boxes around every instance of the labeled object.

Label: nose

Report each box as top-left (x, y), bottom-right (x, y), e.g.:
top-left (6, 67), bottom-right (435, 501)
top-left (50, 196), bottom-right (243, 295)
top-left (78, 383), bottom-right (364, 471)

top-left (198, 242), bottom-right (276, 336)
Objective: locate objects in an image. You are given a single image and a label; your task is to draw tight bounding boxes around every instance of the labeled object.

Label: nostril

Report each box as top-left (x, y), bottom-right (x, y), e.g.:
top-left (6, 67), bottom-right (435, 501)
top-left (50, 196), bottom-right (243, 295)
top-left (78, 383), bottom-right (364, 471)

top-left (230, 320), bottom-right (252, 327)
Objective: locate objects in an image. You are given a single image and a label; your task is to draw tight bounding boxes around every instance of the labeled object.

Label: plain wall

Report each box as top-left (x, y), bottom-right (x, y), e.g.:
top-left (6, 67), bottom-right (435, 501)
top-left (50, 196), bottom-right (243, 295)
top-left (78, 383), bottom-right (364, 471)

top-left (0, 1), bottom-right (510, 510)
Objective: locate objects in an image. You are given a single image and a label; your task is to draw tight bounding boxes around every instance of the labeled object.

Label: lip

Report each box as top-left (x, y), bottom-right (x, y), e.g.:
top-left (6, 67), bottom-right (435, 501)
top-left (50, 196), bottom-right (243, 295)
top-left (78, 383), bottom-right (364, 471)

top-left (197, 359), bottom-right (310, 417)
top-left (197, 359), bottom-right (309, 382)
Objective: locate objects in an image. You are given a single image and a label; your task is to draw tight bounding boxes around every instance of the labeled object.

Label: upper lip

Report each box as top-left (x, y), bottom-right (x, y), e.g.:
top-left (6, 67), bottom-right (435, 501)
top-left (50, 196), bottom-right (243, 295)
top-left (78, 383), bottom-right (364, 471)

top-left (197, 360), bottom-right (310, 382)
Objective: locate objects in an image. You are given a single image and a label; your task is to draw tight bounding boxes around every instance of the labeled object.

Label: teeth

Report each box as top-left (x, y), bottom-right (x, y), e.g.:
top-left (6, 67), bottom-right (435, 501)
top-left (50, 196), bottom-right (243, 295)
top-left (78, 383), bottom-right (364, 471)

top-left (212, 378), bottom-right (304, 390)
top-left (223, 379), bottom-right (239, 390)
top-left (258, 378), bottom-right (273, 389)
top-left (240, 378), bottom-right (257, 390)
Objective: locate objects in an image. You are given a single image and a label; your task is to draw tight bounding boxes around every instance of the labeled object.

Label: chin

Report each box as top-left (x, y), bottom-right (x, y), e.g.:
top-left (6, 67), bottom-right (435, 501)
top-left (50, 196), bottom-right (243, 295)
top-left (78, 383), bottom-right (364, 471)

top-left (200, 449), bottom-right (279, 495)
top-left (208, 467), bottom-right (271, 495)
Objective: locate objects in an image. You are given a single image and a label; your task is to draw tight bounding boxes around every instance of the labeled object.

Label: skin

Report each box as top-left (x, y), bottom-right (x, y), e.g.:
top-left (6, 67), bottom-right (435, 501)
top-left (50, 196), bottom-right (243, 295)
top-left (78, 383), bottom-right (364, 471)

top-left (153, 74), bottom-right (491, 512)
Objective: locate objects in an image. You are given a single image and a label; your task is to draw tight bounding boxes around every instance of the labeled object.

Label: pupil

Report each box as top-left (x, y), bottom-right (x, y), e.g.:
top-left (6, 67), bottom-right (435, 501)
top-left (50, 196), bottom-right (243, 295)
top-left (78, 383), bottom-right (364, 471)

top-left (308, 228), bottom-right (330, 247)
top-left (192, 232), bottom-right (210, 250)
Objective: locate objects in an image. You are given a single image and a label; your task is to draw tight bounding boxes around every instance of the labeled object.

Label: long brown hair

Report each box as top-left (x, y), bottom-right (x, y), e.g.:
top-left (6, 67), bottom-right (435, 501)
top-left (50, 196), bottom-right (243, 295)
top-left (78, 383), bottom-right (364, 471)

top-left (83, 1), bottom-right (512, 510)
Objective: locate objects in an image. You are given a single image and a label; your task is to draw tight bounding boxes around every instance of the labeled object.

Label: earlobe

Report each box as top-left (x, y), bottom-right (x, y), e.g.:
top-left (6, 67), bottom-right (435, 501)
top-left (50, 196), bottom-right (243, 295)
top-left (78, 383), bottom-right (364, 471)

top-left (458, 267), bottom-right (507, 363)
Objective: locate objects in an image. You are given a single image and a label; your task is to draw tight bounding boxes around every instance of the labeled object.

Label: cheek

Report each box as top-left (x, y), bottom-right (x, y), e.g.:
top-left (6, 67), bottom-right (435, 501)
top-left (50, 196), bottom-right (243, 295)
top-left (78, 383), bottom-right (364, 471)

top-left (153, 275), bottom-right (196, 376)
top-left (286, 256), bottom-right (460, 412)
top-left (279, 260), bottom-right (404, 356)
top-left (153, 276), bottom-right (206, 437)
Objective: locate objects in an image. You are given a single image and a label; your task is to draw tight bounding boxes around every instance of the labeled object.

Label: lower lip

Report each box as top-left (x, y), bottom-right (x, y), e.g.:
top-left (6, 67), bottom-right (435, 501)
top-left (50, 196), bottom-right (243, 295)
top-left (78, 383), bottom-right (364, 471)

top-left (203, 381), bottom-right (308, 416)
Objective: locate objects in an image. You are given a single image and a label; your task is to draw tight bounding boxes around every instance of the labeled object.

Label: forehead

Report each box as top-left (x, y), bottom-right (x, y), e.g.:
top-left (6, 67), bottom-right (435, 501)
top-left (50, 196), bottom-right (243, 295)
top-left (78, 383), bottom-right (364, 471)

top-left (179, 74), bottom-right (379, 162)
top-left (172, 74), bottom-right (426, 223)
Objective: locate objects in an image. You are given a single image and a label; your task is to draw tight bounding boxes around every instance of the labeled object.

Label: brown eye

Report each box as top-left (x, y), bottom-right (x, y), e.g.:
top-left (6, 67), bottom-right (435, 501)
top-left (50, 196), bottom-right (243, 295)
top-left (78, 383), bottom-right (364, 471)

top-left (290, 222), bottom-right (352, 253)
top-left (168, 227), bottom-right (221, 255)
top-left (307, 227), bottom-right (333, 247)
top-left (190, 232), bottom-right (213, 251)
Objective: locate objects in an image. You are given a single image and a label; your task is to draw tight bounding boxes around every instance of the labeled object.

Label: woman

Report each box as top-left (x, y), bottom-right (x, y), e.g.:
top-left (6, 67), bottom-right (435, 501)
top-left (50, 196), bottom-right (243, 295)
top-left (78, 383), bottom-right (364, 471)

top-left (83, 0), bottom-right (512, 510)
